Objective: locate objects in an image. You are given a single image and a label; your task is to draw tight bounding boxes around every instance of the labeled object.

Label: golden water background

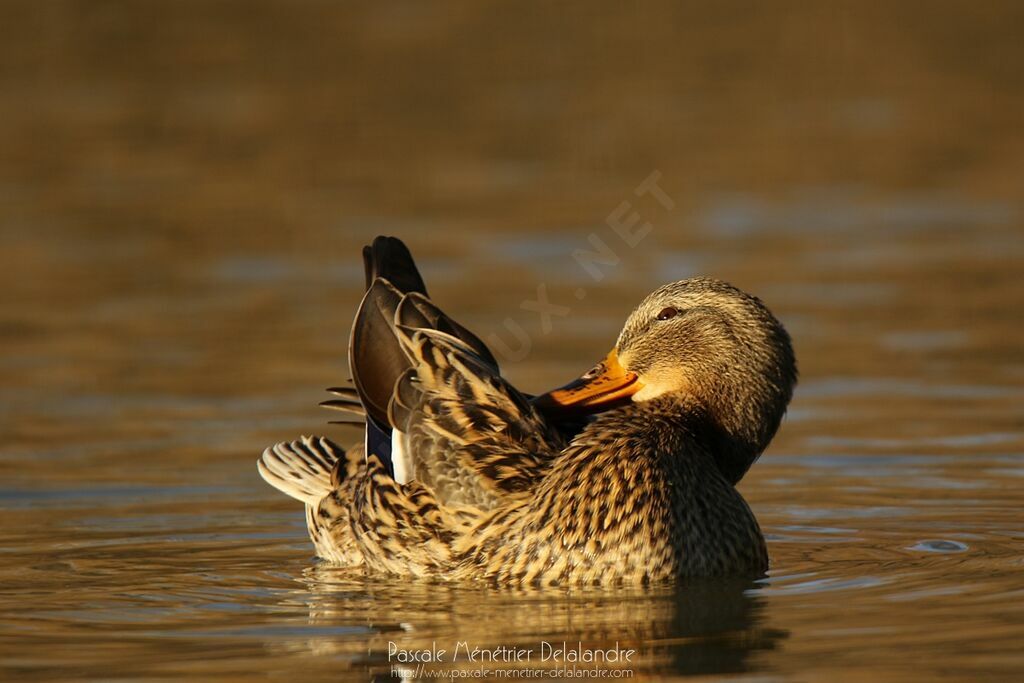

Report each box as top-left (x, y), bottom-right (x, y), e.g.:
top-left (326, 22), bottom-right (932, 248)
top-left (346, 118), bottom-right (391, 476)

top-left (1, 2), bottom-right (1022, 681)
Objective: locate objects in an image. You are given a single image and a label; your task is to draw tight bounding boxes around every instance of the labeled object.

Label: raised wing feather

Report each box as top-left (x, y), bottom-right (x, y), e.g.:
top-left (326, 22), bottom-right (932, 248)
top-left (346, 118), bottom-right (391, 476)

top-left (339, 236), bottom-right (565, 509)
top-left (387, 306), bottom-right (565, 510)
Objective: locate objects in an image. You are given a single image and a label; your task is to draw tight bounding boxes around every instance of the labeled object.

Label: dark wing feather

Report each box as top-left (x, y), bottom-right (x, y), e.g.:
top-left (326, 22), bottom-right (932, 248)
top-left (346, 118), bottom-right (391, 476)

top-left (347, 236), bottom-right (428, 433)
top-left (348, 279), bottom-right (409, 432)
top-left (362, 235), bottom-right (428, 295)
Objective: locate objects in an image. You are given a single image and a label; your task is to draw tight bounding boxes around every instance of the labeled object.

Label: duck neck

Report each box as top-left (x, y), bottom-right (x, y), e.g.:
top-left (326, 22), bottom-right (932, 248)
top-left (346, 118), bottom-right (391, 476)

top-left (574, 394), bottom-right (729, 484)
top-left (633, 392), bottom-right (762, 485)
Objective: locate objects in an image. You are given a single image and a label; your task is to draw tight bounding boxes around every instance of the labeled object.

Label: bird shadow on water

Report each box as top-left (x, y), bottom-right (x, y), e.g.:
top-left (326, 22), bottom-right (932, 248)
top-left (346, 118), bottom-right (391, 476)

top-left (275, 565), bottom-right (789, 679)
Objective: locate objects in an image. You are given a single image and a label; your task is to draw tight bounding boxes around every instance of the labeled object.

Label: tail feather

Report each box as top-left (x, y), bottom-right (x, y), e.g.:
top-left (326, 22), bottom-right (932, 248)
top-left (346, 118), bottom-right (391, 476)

top-left (321, 387), bottom-right (367, 425)
top-left (257, 436), bottom-right (344, 505)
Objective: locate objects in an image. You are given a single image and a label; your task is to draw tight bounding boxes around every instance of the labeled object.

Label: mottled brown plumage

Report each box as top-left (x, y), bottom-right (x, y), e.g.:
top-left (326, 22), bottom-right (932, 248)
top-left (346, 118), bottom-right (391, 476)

top-left (258, 237), bottom-right (796, 585)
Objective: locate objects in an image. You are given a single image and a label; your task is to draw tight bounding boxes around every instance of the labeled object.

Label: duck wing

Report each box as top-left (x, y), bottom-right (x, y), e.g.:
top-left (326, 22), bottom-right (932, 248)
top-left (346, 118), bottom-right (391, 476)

top-left (341, 237), bottom-right (502, 479)
top-left (348, 237), bottom-right (499, 425)
top-left (385, 292), bottom-right (564, 509)
top-left (347, 269), bottom-right (564, 509)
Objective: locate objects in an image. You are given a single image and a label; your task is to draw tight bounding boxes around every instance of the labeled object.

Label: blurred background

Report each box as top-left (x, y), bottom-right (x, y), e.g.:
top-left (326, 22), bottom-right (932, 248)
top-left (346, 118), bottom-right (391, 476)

top-left (1, 2), bottom-right (1022, 681)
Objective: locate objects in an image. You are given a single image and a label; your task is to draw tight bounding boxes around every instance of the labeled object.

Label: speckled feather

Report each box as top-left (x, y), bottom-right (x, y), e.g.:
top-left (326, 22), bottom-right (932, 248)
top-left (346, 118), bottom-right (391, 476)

top-left (388, 324), bottom-right (565, 509)
top-left (277, 394), bottom-right (766, 584)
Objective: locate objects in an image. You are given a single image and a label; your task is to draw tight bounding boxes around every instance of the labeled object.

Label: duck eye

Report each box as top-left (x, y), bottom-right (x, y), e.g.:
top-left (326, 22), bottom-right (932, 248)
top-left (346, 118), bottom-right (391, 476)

top-left (656, 307), bottom-right (678, 321)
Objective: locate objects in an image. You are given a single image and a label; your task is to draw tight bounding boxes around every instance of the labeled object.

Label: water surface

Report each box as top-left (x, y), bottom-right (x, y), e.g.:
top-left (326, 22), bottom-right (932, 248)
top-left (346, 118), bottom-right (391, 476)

top-left (1, 2), bottom-right (1023, 681)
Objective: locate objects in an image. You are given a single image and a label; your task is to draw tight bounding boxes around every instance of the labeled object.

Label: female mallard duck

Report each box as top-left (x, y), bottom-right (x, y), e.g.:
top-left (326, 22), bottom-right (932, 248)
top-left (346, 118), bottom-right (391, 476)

top-left (259, 236), bottom-right (796, 584)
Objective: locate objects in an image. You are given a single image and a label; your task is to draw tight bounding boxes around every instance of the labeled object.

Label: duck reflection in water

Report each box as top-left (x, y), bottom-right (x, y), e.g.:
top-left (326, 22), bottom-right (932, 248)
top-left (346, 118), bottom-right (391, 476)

top-left (271, 567), bottom-right (788, 679)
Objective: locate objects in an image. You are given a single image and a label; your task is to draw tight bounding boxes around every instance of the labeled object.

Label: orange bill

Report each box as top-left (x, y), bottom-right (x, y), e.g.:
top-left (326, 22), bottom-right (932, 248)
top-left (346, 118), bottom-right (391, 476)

top-left (531, 349), bottom-right (642, 415)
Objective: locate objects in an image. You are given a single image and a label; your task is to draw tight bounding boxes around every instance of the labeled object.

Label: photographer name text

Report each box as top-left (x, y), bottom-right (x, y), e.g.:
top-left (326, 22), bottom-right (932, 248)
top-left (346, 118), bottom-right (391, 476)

top-left (387, 641), bottom-right (635, 664)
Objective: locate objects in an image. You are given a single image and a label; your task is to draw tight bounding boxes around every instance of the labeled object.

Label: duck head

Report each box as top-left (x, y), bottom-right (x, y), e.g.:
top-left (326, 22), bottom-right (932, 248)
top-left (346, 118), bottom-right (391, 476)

top-left (534, 278), bottom-right (797, 483)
